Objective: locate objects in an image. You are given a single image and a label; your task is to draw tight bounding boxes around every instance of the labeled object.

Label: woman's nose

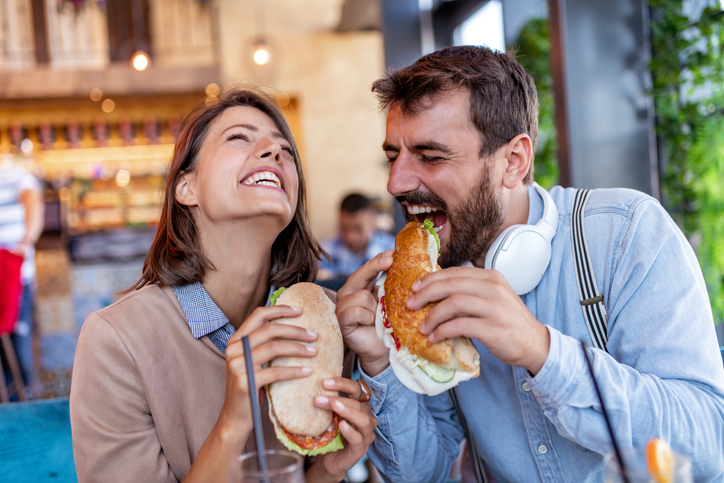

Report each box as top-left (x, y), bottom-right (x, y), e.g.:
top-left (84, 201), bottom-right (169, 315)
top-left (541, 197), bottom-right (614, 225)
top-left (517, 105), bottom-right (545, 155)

top-left (256, 135), bottom-right (282, 161)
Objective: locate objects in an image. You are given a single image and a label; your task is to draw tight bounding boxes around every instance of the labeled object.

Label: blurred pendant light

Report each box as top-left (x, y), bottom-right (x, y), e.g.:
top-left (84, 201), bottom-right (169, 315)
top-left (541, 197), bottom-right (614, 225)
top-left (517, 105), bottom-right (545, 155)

top-left (252, 38), bottom-right (271, 65)
top-left (252, 0), bottom-right (271, 66)
top-left (131, 50), bottom-right (150, 71)
top-left (130, 0), bottom-right (150, 71)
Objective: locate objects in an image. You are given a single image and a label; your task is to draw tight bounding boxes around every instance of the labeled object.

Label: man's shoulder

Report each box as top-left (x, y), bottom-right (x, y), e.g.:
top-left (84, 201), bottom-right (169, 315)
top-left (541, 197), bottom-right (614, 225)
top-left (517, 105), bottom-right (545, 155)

top-left (549, 185), bottom-right (659, 222)
top-left (372, 230), bottom-right (396, 244)
top-left (321, 236), bottom-right (346, 254)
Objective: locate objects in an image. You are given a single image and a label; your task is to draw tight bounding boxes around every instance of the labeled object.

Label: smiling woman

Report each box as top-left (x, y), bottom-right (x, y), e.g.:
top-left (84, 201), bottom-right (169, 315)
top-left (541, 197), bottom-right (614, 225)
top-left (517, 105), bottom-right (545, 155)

top-left (137, 89), bottom-right (318, 290)
top-left (69, 88), bottom-right (378, 483)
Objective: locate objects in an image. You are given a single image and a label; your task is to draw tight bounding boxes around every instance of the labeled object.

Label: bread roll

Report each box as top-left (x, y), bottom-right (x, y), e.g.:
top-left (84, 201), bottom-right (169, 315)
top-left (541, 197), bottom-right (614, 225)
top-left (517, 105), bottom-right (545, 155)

top-left (267, 283), bottom-right (344, 437)
top-left (384, 222), bottom-right (480, 375)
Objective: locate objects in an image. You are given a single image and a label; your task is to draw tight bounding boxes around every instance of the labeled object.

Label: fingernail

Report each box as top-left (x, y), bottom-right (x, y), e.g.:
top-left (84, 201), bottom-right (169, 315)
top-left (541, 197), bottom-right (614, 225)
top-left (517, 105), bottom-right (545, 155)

top-left (307, 330), bottom-right (317, 337)
top-left (291, 306), bottom-right (302, 312)
top-left (406, 296), bottom-right (415, 307)
top-left (340, 420), bottom-right (349, 431)
top-left (323, 379), bottom-right (335, 388)
top-left (316, 396), bottom-right (328, 404)
top-left (419, 323), bottom-right (426, 334)
top-left (302, 366), bottom-right (313, 374)
top-left (306, 345), bottom-right (316, 353)
top-left (411, 280), bottom-right (421, 291)
top-left (334, 400), bottom-right (345, 411)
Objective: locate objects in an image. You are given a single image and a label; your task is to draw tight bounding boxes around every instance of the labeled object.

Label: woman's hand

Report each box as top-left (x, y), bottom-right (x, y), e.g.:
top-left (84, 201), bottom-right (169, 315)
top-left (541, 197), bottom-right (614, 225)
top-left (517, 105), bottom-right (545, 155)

top-left (309, 377), bottom-right (378, 482)
top-left (219, 304), bottom-right (318, 445)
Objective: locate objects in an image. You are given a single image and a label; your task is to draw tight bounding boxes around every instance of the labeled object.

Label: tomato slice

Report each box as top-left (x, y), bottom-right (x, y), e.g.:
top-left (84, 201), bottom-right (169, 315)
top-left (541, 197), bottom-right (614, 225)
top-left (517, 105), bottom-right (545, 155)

top-left (380, 295), bottom-right (401, 350)
top-left (283, 413), bottom-right (339, 450)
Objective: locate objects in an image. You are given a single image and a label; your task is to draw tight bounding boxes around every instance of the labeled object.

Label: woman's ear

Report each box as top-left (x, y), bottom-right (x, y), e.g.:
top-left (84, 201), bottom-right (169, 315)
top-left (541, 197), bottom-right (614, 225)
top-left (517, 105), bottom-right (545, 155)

top-left (175, 173), bottom-right (198, 207)
top-left (502, 134), bottom-right (533, 189)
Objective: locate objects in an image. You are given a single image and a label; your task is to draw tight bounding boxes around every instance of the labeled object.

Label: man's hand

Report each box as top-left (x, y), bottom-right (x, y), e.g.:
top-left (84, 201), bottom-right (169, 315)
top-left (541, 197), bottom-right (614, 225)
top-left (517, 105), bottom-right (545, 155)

top-left (310, 377), bottom-right (377, 482)
top-left (408, 266), bottom-right (550, 375)
top-left (336, 251), bottom-right (393, 376)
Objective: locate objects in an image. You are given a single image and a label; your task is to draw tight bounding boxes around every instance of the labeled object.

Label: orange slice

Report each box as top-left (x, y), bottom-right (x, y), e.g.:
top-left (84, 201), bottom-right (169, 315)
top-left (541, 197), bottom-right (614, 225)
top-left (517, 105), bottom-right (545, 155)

top-left (646, 438), bottom-right (675, 483)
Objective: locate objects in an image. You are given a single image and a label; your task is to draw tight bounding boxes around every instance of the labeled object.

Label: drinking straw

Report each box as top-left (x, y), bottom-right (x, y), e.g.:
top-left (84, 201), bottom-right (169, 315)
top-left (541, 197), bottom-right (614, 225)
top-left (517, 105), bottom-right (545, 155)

top-left (242, 335), bottom-right (269, 483)
top-left (580, 341), bottom-right (630, 483)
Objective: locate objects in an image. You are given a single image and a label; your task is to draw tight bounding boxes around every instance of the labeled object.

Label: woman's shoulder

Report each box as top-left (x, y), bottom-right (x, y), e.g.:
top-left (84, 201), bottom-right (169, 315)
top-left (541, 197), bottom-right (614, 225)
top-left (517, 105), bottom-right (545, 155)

top-left (84, 284), bottom-right (186, 336)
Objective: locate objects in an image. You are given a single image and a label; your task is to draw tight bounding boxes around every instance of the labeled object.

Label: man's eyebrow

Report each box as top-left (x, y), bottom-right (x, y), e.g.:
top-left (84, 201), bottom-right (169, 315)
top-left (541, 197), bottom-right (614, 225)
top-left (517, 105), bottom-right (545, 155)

top-left (382, 143), bottom-right (398, 151)
top-left (411, 141), bottom-right (452, 154)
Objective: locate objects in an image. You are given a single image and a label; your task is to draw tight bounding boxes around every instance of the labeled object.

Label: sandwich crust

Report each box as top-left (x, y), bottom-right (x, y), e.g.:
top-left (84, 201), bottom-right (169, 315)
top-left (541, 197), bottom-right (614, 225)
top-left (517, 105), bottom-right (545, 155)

top-left (267, 283), bottom-right (344, 437)
top-left (384, 222), bottom-right (480, 377)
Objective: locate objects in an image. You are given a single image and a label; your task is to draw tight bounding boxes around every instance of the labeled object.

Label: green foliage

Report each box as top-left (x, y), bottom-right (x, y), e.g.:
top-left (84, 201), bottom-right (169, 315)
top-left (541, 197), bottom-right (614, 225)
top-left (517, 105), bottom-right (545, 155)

top-left (649, 0), bottom-right (724, 323)
top-left (510, 17), bottom-right (559, 189)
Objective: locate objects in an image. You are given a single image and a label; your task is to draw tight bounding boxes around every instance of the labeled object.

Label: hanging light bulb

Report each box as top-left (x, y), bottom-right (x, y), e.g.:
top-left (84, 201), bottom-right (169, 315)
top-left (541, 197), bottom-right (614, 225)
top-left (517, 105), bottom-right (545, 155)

top-left (131, 50), bottom-right (150, 71)
top-left (252, 38), bottom-right (271, 66)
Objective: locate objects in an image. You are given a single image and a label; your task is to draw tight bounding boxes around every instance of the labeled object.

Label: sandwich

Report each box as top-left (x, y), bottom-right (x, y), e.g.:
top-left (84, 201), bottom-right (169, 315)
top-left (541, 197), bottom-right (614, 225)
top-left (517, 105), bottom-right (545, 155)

top-left (375, 220), bottom-right (481, 396)
top-left (266, 283), bottom-right (345, 456)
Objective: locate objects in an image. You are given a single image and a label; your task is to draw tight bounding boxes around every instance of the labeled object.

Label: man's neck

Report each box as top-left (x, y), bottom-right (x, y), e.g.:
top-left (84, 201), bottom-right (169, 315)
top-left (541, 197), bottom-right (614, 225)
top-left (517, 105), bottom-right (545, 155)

top-left (472, 185), bottom-right (530, 267)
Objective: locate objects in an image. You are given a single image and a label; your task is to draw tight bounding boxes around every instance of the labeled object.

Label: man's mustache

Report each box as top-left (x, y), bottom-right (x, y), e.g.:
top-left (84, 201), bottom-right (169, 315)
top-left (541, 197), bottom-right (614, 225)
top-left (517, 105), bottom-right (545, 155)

top-left (395, 192), bottom-right (447, 211)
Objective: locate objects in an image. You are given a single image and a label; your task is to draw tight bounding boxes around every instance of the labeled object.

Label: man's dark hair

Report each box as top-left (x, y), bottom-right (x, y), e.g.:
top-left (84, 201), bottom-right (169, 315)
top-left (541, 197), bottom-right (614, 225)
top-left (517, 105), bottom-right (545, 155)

top-left (340, 193), bottom-right (372, 214)
top-left (372, 45), bottom-right (539, 184)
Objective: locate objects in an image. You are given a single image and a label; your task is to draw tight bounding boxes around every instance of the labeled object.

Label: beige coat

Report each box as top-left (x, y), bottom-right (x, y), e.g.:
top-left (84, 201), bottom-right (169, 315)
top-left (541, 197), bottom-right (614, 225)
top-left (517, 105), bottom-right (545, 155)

top-left (70, 284), bottom-right (346, 482)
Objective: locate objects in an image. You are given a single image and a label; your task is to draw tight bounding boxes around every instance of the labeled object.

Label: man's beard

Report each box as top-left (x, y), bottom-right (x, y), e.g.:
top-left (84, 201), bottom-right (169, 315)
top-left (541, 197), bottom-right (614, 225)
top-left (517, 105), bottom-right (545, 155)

top-left (397, 170), bottom-right (503, 267)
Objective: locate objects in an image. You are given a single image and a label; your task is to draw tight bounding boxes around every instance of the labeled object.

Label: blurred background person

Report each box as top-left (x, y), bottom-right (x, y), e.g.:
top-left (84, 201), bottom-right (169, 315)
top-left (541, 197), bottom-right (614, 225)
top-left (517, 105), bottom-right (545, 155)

top-left (0, 155), bottom-right (44, 400)
top-left (318, 193), bottom-right (395, 289)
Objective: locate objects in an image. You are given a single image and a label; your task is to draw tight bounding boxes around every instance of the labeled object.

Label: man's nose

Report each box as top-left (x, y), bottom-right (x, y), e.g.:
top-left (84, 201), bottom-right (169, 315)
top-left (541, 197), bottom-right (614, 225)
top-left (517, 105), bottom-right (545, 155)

top-left (387, 153), bottom-right (419, 196)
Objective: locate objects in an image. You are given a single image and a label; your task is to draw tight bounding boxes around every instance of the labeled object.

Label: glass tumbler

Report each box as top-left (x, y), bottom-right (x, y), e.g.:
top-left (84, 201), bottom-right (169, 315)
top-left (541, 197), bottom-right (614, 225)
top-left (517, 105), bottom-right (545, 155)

top-left (604, 447), bottom-right (692, 483)
top-left (230, 449), bottom-right (305, 483)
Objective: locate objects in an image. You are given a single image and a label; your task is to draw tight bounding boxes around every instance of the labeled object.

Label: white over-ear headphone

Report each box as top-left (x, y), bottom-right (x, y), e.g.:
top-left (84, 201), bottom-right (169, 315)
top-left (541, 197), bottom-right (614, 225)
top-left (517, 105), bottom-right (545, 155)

top-left (484, 183), bottom-right (558, 295)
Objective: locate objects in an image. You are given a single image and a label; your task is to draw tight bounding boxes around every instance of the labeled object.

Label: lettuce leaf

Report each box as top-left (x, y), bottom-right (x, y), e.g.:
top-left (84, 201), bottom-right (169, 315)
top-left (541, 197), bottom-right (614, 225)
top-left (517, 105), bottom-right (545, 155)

top-left (269, 286), bottom-right (287, 306)
top-left (275, 426), bottom-right (345, 456)
top-left (423, 219), bottom-right (440, 252)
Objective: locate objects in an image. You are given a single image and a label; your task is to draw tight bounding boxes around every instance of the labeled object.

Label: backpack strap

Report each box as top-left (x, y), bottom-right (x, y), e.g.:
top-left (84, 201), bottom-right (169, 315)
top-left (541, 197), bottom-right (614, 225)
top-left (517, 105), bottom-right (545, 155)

top-left (450, 387), bottom-right (488, 483)
top-left (571, 189), bottom-right (609, 351)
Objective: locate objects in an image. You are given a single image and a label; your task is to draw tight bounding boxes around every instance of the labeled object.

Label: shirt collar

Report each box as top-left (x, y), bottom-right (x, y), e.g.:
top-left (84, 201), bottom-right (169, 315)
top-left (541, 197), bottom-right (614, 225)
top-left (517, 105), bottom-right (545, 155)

top-left (526, 183), bottom-right (545, 226)
top-left (172, 282), bottom-right (276, 339)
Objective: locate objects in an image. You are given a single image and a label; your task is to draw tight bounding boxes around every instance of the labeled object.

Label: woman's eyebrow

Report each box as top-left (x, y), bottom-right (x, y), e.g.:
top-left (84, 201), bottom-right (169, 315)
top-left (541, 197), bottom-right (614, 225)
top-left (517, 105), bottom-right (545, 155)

top-left (221, 123), bottom-right (257, 135)
top-left (221, 123), bottom-right (288, 143)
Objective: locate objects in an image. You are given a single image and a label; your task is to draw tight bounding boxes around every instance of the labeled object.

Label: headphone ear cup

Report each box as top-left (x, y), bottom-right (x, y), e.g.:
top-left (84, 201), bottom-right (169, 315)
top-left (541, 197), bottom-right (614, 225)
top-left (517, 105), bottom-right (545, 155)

top-left (484, 225), bottom-right (518, 270)
top-left (485, 226), bottom-right (553, 295)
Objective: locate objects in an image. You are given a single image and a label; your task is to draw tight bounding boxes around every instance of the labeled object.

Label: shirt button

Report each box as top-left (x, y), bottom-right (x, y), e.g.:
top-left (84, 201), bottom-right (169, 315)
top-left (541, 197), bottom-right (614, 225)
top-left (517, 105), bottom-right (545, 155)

top-left (522, 382), bottom-right (531, 392)
top-left (538, 443), bottom-right (548, 454)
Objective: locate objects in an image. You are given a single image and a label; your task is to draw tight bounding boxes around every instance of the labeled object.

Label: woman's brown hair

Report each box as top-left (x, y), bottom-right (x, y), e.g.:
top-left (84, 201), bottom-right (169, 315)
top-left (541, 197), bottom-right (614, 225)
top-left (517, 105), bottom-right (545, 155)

top-left (131, 88), bottom-right (324, 290)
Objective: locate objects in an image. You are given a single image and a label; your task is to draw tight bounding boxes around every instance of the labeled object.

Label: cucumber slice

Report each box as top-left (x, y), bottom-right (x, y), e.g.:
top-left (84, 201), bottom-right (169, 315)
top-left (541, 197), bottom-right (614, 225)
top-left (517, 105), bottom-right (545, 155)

top-left (419, 361), bottom-right (455, 383)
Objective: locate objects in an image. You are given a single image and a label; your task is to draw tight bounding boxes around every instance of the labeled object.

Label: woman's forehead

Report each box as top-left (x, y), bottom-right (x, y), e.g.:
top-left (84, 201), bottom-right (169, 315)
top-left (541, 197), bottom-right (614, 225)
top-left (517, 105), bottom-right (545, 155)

top-left (210, 105), bottom-right (286, 140)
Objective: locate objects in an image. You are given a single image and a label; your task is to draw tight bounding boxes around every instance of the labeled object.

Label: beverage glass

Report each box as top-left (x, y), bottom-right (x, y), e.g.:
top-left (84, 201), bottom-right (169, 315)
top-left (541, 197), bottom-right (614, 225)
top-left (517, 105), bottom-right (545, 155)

top-left (604, 447), bottom-right (692, 483)
top-left (230, 449), bottom-right (305, 483)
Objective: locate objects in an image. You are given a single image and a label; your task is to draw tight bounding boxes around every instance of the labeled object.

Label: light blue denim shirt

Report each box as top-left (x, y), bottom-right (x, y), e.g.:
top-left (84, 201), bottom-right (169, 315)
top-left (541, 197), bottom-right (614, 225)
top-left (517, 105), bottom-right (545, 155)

top-left (362, 185), bottom-right (724, 483)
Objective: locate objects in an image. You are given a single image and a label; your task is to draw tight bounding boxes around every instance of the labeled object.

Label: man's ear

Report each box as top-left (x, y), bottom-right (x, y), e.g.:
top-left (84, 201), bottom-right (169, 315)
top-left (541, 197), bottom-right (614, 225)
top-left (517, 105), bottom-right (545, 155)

top-left (175, 173), bottom-right (198, 207)
top-left (502, 133), bottom-right (533, 189)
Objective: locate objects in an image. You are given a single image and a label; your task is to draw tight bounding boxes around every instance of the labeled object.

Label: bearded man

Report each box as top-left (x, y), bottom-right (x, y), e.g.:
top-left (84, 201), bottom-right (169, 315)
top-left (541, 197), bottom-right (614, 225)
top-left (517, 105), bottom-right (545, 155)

top-left (336, 46), bottom-right (724, 482)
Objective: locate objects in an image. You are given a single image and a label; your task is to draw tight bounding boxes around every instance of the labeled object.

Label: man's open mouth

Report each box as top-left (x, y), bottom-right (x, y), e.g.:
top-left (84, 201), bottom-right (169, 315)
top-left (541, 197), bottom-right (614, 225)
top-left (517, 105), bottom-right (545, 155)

top-left (406, 204), bottom-right (448, 232)
top-left (241, 171), bottom-right (282, 190)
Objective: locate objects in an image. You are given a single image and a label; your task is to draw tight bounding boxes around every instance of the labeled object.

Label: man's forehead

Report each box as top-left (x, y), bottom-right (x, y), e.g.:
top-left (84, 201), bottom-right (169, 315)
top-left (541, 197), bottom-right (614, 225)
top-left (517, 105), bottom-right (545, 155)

top-left (385, 90), bottom-right (477, 146)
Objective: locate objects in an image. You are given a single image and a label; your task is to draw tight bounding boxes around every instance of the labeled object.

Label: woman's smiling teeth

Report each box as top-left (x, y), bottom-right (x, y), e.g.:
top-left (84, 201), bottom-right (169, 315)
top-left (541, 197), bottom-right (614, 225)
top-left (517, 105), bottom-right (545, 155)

top-left (243, 171), bottom-right (281, 189)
